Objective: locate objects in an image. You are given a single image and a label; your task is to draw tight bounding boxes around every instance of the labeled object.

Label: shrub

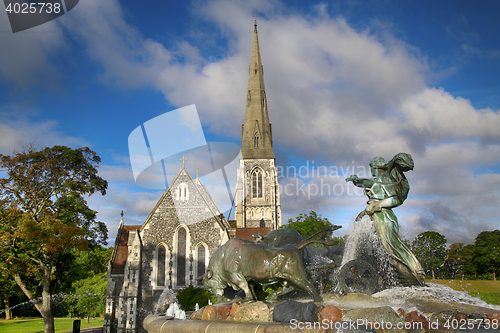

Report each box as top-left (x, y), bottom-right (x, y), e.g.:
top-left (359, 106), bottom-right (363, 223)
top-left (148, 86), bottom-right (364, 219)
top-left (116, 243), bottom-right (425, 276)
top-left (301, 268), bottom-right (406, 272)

top-left (176, 285), bottom-right (212, 311)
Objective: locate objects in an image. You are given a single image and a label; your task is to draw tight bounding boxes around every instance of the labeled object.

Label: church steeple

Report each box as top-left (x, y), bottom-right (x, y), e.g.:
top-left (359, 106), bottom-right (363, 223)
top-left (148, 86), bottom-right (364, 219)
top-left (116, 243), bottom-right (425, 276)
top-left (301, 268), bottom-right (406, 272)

top-left (235, 20), bottom-right (281, 230)
top-left (241, 19), bottom-right (275, 159)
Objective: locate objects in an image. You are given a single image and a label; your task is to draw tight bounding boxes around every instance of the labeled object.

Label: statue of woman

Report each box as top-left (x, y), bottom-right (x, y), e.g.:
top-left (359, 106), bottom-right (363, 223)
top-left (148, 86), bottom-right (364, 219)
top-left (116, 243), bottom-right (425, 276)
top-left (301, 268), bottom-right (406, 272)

top-left (346, 153), bottom-right (425, 286)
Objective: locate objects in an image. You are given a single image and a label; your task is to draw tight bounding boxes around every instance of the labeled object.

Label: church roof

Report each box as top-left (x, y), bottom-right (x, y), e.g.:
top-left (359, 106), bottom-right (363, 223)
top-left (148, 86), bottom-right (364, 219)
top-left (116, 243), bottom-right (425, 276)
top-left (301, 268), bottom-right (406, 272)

top-left (235, 227), bottom-right (271, 241)
top-left (241, 22), bottom-right (275, 159)
top-left (110, 224), bottom-right (141, 275)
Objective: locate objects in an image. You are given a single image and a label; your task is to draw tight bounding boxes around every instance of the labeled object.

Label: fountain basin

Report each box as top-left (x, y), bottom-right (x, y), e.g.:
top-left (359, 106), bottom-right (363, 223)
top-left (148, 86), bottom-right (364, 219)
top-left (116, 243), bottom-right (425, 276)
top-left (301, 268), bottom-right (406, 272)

top-left (144, 287), bottom-right (500, 333)
top-left (143, 315), bottom-right (294, 333)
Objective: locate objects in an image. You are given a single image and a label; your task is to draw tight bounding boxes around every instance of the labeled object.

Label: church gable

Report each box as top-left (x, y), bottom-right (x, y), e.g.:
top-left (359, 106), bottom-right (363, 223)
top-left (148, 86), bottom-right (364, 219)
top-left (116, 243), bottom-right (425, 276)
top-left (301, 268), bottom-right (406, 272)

top-left (137, 160), bottom-right (229, 293)
top-left (141, 164), bottom-right (228, 236)
top-left (171, 168), bottom-right (224, 227)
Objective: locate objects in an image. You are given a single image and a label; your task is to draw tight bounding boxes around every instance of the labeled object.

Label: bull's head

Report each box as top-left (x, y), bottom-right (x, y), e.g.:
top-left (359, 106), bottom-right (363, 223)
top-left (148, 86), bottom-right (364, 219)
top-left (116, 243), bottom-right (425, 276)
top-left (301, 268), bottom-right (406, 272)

top-left (202, 269), bottom-right (225, 297)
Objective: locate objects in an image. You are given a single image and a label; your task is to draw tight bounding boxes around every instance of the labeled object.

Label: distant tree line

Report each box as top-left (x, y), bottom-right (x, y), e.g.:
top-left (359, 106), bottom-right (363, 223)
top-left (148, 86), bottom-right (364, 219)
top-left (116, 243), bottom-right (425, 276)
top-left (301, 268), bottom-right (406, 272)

top-left (284, 211), bottom-right (500, 281)
top-left (411, 230), bottom-right (500, 281)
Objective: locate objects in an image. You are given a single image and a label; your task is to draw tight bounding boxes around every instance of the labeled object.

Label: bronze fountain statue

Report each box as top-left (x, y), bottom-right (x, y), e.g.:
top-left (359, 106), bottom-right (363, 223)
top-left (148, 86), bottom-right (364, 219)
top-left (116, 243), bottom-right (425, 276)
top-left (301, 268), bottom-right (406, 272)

top-left (346, 152), bottom-right (425, 287)
top-left (203, 152), bottom-right (425, 301)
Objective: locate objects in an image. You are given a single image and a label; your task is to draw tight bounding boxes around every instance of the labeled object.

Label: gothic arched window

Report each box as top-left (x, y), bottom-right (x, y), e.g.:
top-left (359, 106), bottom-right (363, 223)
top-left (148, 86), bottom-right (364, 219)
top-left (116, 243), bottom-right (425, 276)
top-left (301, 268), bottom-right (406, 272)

top-left (254, 135), bottom-right (259, 148)
top-left (252, 169), bottom-right (262, 198)
top-left (177, 228), bottom-right (186, 286)
top-left (197, 245), bottom-right (206, 286)
top-left (157, 245), bottom-right (166, 287)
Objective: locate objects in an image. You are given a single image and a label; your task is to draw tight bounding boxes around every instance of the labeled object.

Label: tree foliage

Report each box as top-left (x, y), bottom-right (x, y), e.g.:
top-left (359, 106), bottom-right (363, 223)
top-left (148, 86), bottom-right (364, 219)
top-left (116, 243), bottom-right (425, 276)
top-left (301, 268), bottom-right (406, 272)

top-left (460, 244), bottom-right (476, 278)
top-left (283, 211), bottom-right (335, 240)
top-left (67, 273), bottom-right (107, 321)
top-left (473, 230), bottom-right (500, 280)
top-left (73, 246), bottom-right (113, 279)
top-left (57, 246), bottom-right (113, 293)
top-left (410, 231), bottom-right (500, 281)
top-left (0, 145), bottom-right (108, 333)
top-left (0, 266), bottom-right (21, 320)
top-left (443, 243), bottom-right (465, 279)
top-left (411, 231), bottom-right (447, 279)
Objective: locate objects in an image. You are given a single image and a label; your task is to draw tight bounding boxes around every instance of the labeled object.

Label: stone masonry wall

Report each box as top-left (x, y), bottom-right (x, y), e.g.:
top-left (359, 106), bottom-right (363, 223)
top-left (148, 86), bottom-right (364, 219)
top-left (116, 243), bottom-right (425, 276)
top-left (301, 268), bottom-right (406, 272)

top-left (134, 168), bottom-right (228, 333)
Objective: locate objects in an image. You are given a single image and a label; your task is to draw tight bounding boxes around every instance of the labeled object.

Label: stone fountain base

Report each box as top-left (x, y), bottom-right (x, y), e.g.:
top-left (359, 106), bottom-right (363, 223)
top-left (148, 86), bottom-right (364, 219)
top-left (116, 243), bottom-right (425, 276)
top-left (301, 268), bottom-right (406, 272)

top-left (144, 286), bottom-right (500, 333)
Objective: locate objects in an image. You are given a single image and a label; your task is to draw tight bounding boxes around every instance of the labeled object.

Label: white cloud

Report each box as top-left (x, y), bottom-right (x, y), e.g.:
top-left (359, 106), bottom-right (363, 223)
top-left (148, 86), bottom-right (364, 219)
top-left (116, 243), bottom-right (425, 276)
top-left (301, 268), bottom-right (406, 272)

top-left (88, 186), bottom-right (162, 223)
top-left (1, 0), bottom-right (499, 244)
top-left (70, 0), bottom-right (496, 243)
top-left (98, 165), bottom-right (135, 183)
top-left (400, 88), bottom-right (500, 144)
top-left (0, 107), bottom-right (88, 154)
top-left (402, 202), bottom-right (497, 244)
top-left (50, 0), bottom-right (429, 161)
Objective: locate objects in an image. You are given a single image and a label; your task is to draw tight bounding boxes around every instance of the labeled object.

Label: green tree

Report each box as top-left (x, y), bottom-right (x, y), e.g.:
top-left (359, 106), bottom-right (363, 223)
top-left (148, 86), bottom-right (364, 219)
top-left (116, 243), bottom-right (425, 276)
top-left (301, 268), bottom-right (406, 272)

top-left (461, 244), bottom-right (476, 279)
top-left (68, 273), bottom-right (107, 322)
top-left (0, 146), bottom-right (108, 333)
top-left (282, 211), bottom-right (336, 245)
top-left (444, 243), bottom-right (466, 279)
top-left (473, 230), bottom-right (500, 280)
top-left (411, 231), bottom-right (447, 279)
top-left (58, 246), bottom-right (113, 293)
top-left (73, 246), bottom-right (112, 278)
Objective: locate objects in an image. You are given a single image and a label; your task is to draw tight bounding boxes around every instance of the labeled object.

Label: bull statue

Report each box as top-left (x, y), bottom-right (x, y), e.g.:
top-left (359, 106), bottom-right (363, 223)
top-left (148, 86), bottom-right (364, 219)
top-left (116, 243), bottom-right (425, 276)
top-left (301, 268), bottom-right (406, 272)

top-left (253, 228), bottom-right (303, 247)
top-left (255, 225), bottom-right (343, 269)
top-left (203, 226), bottom-right (341, 302)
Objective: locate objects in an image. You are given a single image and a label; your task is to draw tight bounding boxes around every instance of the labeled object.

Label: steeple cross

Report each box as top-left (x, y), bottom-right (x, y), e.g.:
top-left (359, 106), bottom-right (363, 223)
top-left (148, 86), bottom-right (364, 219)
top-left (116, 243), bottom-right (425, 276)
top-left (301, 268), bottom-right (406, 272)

top-left (254, 13), bottom-right (258, 25)
top-left (180, 155), bottom-right (188, 166)
top-left (195, 167), bottom-right (201, 178)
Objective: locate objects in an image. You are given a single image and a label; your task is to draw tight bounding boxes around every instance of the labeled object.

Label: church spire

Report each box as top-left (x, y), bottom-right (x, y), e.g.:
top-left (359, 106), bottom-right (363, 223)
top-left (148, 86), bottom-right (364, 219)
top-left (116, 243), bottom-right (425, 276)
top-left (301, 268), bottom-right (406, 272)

top-left (241, 19), bottom-right (275, 159)
top-left (235, 20), bottom-right (281, 229)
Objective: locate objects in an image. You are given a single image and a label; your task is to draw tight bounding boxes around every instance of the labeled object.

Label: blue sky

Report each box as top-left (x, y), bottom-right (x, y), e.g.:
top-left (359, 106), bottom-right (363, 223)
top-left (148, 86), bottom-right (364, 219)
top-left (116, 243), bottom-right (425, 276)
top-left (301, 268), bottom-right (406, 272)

top-left (0, 0), bottom-right (499, 245)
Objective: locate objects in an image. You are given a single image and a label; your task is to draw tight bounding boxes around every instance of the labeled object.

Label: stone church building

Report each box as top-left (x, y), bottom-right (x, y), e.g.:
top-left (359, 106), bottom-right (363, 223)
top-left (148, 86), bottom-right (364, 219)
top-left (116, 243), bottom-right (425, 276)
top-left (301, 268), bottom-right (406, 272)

top-left (104, 21), bottom-right (281, 333)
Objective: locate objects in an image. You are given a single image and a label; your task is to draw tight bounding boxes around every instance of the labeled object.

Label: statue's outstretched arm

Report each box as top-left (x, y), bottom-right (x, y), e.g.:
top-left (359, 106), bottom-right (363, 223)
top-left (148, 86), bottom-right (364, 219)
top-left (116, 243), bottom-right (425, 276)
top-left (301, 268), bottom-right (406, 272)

top-left (346, 175), bottom-right (374, 188)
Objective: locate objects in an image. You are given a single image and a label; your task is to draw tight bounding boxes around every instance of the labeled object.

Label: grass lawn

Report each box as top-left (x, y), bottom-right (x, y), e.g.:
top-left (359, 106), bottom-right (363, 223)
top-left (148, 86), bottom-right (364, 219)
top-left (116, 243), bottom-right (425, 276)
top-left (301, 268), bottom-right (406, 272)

top-left (426, 279), bottom-right (500, 305)
top-left (0, 317), bottom-right (104, 333)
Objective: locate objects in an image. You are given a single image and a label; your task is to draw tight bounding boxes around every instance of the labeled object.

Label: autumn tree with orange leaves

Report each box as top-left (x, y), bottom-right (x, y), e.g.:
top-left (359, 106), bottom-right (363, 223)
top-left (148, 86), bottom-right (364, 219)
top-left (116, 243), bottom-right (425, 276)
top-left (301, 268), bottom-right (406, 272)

top-left (0, 145), bottom-right (107, 333)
